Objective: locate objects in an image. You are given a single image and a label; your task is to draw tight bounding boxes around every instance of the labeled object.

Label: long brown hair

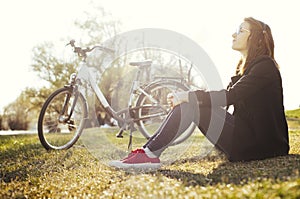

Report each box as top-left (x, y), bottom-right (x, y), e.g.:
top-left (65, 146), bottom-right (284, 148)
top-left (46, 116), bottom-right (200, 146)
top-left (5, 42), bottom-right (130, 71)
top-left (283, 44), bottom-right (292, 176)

top-left (236, 17), bottom-right (277, 75)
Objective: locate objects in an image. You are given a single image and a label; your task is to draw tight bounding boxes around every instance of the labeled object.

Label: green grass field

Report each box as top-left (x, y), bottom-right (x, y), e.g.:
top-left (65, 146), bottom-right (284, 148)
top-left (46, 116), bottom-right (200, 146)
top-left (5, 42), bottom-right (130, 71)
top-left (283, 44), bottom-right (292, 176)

top-left (1, 111), bottom-right (300, 198)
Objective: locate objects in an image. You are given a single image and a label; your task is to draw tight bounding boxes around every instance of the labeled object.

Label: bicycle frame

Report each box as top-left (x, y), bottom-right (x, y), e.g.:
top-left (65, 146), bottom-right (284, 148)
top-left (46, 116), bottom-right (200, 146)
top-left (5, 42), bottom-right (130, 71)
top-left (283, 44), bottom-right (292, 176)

top-left (74, 59), bottom-right (173, 125)
top-left (74, 61), bottom-right (121, 119)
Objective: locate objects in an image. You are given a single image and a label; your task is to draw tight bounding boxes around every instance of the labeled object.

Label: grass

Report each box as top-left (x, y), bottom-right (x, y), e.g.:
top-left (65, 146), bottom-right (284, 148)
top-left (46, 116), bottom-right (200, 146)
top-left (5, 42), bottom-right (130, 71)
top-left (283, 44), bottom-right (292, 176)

top-left (286, 109), bottom-right (300, 130)
top-left (0, 114), bottom-right (300, 198)
top-left (286, 109), bottom-right (300, 119)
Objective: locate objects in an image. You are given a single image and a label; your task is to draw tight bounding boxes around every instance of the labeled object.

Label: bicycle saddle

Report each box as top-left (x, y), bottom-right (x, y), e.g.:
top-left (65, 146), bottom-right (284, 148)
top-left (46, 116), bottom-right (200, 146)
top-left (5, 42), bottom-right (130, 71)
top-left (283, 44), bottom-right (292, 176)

top-left (129, 60), bottom-right (152, 67)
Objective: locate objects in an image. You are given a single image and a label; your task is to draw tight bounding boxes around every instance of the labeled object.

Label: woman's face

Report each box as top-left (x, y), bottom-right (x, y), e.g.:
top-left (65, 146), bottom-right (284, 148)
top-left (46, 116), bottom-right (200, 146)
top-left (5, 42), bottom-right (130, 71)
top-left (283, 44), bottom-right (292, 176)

top-left (232, 22), bottom-right (251, 56)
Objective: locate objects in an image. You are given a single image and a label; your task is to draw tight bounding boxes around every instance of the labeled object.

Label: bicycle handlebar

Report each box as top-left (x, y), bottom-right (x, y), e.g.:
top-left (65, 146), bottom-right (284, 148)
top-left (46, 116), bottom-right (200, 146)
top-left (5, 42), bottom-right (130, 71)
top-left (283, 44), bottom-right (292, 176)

top-left (66, 40), bottom-right (115, 59)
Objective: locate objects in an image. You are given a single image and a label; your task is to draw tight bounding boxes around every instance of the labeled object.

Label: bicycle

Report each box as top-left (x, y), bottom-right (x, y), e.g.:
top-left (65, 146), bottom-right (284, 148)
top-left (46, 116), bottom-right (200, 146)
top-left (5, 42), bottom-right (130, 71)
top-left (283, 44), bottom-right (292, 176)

top-left (38, 40), bottom-right (196, 150)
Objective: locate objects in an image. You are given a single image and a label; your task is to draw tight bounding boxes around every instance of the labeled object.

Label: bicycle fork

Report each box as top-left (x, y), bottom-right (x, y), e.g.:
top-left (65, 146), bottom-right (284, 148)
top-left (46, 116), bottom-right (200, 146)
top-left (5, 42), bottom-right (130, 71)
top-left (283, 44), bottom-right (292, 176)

top-left (58, 86), bottom-right (79, 125)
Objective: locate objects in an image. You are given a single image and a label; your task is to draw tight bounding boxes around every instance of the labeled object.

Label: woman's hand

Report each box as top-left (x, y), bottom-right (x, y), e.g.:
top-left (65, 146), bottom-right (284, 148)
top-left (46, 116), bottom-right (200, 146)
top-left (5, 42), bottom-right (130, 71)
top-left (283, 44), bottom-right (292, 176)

top-left (167, 91), bottom-right (189, 108)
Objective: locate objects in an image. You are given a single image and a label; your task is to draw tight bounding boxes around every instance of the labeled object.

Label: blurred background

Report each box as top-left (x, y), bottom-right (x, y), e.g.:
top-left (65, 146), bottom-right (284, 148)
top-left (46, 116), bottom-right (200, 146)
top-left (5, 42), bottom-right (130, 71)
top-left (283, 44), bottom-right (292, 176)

top-left (0, 0), bottom-right (299, 131)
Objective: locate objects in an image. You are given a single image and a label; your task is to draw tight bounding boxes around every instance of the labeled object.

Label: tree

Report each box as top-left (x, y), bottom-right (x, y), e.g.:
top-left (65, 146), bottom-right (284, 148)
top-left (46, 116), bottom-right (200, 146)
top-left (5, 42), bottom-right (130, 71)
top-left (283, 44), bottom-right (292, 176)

top-left (6, 4), bottom-right (202, 129)
top-left (0, 114), bottom-right (4, 130)
top-left (74, 5), bottom-right (120, 46)
top-left (3, 89), bottom-right (32, 130)
top-left (28, 6), bottom-right (122, 127)
top-left (31, 42), bottom-right (78, 89)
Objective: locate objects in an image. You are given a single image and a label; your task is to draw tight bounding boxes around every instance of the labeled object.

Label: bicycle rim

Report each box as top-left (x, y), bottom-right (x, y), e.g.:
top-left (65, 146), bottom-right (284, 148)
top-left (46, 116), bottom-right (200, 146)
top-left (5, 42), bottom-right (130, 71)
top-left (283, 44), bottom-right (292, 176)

top-left (135, 80), bottom-right (195, 145)
top-left (38, 87), bottom-right (88, 150)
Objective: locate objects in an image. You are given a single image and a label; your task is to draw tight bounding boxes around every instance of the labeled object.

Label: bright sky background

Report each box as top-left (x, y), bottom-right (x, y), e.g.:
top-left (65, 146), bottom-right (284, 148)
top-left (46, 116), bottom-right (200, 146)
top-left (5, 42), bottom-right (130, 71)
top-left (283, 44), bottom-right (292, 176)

top-left (0, 0), bottom-right (300, 113)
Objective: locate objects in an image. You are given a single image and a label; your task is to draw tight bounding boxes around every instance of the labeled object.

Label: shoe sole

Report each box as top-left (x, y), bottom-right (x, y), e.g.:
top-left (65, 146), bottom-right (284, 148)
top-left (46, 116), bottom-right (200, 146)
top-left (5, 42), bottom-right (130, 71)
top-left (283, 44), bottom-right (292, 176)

top-left (109, 160), bottom-right (161, 171)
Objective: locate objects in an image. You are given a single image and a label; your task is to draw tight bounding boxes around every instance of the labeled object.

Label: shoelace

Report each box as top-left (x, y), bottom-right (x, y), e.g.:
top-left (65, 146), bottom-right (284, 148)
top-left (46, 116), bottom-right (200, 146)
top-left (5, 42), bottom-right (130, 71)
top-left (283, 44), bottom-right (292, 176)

top-left (121, 148), bottom-right (145, 161)
top-left (131, 149), bottom-right (145, 154)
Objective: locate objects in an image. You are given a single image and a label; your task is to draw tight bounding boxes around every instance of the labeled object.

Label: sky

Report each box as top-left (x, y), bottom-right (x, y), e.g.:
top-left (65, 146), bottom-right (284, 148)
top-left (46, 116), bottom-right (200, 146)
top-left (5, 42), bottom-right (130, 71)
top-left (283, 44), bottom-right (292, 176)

top-left (0, 0), bottom-right (300, 112)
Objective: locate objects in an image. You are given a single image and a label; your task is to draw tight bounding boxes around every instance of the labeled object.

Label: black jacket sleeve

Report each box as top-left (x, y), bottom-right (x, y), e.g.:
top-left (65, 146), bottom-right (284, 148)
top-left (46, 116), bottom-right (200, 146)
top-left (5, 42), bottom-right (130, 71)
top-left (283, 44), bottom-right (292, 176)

top-left (189, 56), bottom-right (279, 107)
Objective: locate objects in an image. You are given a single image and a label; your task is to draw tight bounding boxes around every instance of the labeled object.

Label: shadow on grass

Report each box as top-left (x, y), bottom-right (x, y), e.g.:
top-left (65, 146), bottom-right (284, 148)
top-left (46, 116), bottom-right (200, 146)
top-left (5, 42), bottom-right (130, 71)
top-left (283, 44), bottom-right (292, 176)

top-left (1, 134), bottom-right (300, 188)
top-left (0, 135), bottom-right (78, 183)
top-left (160, 153), bottom-right (300, 186)
top-left (0, 143), bottom-right (45, 182)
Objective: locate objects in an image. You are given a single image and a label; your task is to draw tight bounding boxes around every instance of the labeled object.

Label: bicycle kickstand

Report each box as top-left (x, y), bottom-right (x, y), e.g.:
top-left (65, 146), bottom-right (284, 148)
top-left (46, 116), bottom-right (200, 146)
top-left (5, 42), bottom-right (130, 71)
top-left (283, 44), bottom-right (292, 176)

top-left (116, 127), bottom-right (125, 138)
top-left (127, 120), bottom-right (136, 153)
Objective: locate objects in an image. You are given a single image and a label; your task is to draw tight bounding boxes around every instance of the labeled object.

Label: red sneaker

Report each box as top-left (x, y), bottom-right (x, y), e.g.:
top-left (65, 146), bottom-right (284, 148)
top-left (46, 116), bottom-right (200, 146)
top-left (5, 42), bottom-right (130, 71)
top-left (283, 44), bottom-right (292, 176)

top-left (120, 149), bottom-right (145, 161)
top-left (109, 148), bottom-right (161, 170)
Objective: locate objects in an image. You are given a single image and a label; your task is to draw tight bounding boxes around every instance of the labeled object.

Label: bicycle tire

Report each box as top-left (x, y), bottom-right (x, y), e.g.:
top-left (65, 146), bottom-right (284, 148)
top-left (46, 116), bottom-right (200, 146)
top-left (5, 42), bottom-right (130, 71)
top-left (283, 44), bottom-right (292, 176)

top-left (135, 80), bottom-right (196, 146)
top-left (38, 87), bottom-right (88, 150)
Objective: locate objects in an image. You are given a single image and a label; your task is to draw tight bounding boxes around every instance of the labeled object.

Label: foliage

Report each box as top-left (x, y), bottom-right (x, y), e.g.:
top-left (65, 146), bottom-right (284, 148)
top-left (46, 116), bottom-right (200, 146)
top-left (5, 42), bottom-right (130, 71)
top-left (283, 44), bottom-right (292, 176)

top-left (2, 89), bottom-right (32, 130)
top-left (0, 114), bottom-right (5, 130)
top-left (74, 5), bottom-right (121, 46)
top-left (31, 42), bottom-right (78, 89)
top-left (0, 6), bottom-right (122, 130)
top-left (1, 87), bottom-right (54, 130)
top-left (4, 4), bottom-right (203, 129)
top-left (0, 129), bottom-right (299, 198)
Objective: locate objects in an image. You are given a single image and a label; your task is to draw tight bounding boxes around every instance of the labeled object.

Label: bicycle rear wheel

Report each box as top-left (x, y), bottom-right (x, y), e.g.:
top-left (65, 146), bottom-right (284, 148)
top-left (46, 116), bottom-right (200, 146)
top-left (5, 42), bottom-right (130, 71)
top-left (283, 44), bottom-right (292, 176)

top-left (38, 87), bottom-right (88, 150)
top-left (135, 80), bottom-right (196, 145)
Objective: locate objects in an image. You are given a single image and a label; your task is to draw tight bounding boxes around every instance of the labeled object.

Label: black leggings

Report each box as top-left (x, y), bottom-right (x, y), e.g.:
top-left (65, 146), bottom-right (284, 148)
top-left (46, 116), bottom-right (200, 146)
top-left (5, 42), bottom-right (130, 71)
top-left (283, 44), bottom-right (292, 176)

top-left (143, 101), bottom-right (236, 158)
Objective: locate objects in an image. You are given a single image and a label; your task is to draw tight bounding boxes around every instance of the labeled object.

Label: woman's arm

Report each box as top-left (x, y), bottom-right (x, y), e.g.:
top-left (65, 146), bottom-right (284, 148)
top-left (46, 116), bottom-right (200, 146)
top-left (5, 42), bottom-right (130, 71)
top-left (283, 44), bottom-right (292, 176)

top-left (190, 56), bottom-right (279, 107)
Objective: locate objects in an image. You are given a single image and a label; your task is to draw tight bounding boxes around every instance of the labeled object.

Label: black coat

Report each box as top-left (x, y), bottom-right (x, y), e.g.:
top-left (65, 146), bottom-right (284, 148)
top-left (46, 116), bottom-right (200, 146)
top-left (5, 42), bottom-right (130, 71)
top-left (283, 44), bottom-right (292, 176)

top-left (191, 55), bottom-right (290, 161)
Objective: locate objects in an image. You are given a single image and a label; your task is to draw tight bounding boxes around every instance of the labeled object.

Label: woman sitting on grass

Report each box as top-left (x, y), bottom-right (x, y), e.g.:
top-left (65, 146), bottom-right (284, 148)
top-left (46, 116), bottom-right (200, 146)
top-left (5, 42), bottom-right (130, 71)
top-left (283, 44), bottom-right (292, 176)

top-left (109, 17), bottom-right (290, 170)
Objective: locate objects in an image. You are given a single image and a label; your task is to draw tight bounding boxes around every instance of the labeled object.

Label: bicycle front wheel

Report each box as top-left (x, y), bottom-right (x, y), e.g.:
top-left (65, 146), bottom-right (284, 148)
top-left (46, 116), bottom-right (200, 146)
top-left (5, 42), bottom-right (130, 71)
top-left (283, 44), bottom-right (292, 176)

top-left (135, 80), bottom-right (195, 145)
top-left (38, 87), bottom-right (88, 150)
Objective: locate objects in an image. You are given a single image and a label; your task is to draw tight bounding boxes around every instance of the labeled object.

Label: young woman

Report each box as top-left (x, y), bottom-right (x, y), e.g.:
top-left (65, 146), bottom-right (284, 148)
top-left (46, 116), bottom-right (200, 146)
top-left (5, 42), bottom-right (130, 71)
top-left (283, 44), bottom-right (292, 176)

top-left (109, 17), bottom-right (290, 170)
